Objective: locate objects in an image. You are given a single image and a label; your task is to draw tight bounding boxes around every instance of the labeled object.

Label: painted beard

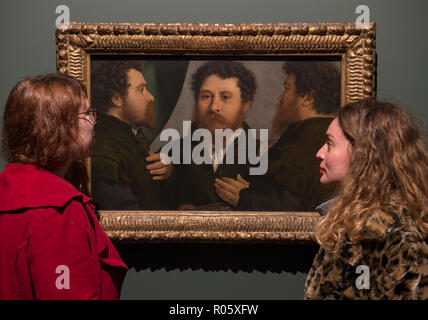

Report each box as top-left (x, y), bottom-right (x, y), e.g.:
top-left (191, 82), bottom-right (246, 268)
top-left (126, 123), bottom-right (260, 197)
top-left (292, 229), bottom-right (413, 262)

top-left (140, 100), bottom-right (157, 131)
top-left (271, 101), bottom-right (298, 138)
top-left (271, 105), bottom-right (288, 139)
top-left (192, 107), bottom-right (246, 136)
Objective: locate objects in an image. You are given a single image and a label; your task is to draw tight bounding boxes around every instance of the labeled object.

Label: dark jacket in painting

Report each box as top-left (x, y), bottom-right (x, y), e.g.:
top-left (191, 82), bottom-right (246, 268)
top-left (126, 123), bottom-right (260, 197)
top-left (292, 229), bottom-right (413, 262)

top-left (238, 117), bottom-right (334, 211)
top-left (91, 113), bottom-right (164, 210)
top-left (166, 123), bottom-right (259, 210)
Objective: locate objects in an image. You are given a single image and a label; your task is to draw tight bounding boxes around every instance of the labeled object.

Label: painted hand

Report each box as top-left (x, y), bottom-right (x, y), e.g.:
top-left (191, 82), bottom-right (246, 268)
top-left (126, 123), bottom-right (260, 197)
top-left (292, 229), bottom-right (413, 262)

top-left (214, 174), bottom-right (250, 207)
top-left (146, 150), bottom-right (173, 180)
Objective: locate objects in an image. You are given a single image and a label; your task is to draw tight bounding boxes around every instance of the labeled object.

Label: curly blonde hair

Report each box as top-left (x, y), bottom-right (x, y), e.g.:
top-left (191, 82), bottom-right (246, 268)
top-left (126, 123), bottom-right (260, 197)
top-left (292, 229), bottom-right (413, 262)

top-left (316, 99), bottom-right (428, 251)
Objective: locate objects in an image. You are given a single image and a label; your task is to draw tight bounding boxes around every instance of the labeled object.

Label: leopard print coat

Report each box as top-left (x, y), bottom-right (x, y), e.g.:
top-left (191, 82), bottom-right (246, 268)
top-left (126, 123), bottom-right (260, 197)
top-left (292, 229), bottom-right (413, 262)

top-left (304, 205), bottom-right (428, 300)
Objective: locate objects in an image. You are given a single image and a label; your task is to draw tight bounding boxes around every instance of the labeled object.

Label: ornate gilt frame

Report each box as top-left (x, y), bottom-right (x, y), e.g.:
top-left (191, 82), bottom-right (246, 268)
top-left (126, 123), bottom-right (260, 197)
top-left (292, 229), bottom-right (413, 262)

top-left (56, 22), bottom-right (376, 243)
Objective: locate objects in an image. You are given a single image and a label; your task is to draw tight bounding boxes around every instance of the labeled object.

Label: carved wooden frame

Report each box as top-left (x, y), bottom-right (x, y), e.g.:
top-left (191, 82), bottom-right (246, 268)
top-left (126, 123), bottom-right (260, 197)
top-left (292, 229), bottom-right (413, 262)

top-left (56, 22), bottom-right (376, 243)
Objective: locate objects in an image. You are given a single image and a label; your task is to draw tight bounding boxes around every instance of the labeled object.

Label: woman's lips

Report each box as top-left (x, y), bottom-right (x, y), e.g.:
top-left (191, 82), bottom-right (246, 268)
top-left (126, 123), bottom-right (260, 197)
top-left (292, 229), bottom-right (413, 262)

top-left (320, 168), bottom-right (325, 174)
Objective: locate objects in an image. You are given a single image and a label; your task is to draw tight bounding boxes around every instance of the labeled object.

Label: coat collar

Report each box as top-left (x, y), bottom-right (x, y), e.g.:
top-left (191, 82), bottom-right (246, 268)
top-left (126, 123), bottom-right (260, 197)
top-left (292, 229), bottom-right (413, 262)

top-left (315, 197), bottom-right (340, 216)
top-left (0, 163), bottom-right (91, 212)
top-left (96, 113), bottom-right (147, 138)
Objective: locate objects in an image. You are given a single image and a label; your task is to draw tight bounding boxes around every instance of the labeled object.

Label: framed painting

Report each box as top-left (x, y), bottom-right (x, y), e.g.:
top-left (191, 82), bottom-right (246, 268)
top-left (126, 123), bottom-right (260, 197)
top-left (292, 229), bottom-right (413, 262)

top-left (56, 22), bottom-right (376, 243)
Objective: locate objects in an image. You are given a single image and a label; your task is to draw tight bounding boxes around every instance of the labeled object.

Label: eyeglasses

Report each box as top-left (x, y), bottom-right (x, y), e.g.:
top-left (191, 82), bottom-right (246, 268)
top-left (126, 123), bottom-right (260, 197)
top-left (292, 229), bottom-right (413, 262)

top-left (78, 108), bottom-right (98, 123)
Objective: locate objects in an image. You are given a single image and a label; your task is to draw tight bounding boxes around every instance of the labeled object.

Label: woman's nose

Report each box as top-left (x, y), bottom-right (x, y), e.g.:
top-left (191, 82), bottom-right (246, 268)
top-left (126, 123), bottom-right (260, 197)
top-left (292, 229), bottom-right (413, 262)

top-left (316, 143), bottom-right (327, 160)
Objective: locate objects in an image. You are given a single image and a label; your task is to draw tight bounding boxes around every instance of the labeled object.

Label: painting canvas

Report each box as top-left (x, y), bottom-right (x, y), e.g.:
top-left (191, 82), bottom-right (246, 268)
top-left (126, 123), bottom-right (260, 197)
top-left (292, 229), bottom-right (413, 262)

top-left (89, 57), bottom-right (342, 213)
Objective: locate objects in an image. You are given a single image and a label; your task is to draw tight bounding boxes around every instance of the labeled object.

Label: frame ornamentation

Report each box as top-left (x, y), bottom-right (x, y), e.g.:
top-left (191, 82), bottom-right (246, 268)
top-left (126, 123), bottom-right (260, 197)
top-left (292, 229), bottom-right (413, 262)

top-left (56, 22), bottom-right (376, 243)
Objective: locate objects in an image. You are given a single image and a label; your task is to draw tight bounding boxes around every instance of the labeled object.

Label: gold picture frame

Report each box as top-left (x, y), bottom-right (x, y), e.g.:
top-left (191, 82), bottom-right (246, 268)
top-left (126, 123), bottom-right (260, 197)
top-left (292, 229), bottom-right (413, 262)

top-left (56, 22), bottom-right (376, 243)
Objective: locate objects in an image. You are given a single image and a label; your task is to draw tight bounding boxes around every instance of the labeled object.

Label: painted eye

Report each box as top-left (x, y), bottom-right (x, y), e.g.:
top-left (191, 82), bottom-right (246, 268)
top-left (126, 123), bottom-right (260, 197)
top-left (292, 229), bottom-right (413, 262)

top-left (200, 94), bottom-right (211, 100)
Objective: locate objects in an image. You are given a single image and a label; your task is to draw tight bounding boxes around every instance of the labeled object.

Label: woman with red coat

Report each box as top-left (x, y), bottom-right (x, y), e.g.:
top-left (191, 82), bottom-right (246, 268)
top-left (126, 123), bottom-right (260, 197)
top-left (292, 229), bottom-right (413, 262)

top-left (0, 74), bottom-right (127, 299)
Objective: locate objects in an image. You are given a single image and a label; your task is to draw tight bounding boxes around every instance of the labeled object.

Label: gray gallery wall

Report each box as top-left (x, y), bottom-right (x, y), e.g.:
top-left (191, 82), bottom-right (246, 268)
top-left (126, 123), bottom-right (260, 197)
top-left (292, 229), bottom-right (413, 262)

top-left (1, 0), bottom-right (427, 299)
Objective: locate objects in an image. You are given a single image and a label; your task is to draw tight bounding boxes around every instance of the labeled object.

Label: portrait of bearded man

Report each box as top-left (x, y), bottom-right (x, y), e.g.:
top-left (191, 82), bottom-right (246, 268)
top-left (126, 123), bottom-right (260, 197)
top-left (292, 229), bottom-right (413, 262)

top-left (165, 61), bottom-right (258, 210)
top-left (90, 61), bottom-right (172, 210)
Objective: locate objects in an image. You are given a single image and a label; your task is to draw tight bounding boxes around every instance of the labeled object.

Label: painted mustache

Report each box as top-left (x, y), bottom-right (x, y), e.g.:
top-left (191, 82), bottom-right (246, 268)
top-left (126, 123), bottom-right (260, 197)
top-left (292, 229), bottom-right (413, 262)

top-left (195, 113), bottom-right (229, 130)
top-left (203, 112), bottom-right (228, 125)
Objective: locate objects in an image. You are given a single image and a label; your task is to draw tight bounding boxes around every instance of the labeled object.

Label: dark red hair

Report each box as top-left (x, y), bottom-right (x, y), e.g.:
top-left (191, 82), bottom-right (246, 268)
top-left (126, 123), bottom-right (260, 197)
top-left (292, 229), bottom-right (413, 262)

top-left (2, 73), bottom-right (88, 172)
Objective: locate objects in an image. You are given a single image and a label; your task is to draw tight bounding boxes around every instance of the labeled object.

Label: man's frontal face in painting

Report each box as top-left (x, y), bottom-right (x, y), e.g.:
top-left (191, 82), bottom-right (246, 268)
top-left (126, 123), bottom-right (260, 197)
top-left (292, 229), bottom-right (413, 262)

top-left (194, 74), bottom-right (248, 134)
top-left (122, 68), bottom-right (156, 130)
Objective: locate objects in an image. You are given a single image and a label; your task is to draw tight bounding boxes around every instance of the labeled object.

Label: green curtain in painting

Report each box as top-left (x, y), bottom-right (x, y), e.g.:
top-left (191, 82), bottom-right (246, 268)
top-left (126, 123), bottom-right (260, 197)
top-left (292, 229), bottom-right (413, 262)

top-left (142, 60), bottom-right (189, 143)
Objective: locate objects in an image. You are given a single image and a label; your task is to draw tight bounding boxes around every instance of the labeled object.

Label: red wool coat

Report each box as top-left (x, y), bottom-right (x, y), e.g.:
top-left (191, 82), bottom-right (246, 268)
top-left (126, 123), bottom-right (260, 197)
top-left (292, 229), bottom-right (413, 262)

top-left (0, 164), bottom-right (128, 300)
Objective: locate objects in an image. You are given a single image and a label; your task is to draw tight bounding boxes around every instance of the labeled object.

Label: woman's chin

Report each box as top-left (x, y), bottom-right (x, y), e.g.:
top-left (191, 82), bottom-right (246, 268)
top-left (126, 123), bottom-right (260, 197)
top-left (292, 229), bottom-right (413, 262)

top-left (320, 175), bottom-right (338, 187)
top-left (320, 174), bottom-right (328, 185)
